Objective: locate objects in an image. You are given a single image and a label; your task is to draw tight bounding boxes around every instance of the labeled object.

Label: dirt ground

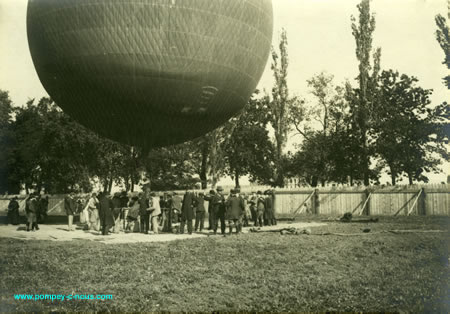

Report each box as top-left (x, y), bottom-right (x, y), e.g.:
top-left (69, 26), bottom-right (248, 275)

top-left (0, 221), bottom-right (326, 244)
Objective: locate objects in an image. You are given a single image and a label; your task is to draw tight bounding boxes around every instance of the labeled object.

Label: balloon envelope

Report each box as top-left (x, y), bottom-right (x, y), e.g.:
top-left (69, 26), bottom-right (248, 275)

top-left (27, 0), bottom-right (273, 148)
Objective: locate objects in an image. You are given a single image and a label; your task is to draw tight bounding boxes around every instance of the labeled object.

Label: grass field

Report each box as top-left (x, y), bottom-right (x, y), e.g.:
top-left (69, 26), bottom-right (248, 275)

top-left (0, 216), bottom-right (449, 312)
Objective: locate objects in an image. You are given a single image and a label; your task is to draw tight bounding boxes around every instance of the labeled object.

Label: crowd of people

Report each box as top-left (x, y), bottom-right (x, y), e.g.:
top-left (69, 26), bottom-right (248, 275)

top-left (6, 187), bottom-right (277, 236)
top-left (6, 194), bottom-right (49, 231)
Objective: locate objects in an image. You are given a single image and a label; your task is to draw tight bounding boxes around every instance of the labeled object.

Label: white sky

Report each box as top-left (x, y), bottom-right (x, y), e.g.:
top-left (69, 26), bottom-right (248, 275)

top-left (0, 0), bottom-right (449, 185)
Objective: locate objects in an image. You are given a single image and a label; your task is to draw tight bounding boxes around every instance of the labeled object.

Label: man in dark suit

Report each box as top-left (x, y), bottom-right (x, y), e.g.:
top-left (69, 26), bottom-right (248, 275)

top-left (180, 191), bottom-right (194, 234)
top-left (99, 192), bottom-right (115, 235)
top-left (194, 192), bottom-right (206, 232)
top-left (264, 190), bottom-right (274, 226)
top-left (226, 189), bottom-right (245, 234)
top-left (138, 192), bottom-right (150, 234)
top-left (211, 187), bottom-right (226, 235)
top-left (204, 190), bottom-right (215, 230)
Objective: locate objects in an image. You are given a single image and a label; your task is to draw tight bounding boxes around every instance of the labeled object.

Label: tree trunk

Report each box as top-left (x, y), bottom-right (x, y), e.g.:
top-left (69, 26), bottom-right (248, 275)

top-left (408, 173), bottom-right (413, 185)
top-left (200, 140), bottom-right (209, 189)
top-left (361, 131), bottom-right (370, 186)
top-left (311, 176), bottom-right (318, 187)
top-left (234, 169), bottom-right (240, 188)
top-left (391, 174), bottom-right (396, 186)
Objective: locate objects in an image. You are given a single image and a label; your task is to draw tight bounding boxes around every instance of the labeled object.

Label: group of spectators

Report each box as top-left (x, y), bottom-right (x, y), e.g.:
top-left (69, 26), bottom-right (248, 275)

top-left (6, 187), bottom-right (277, 236)
top-left (6, 194), bottom-right (49, 231)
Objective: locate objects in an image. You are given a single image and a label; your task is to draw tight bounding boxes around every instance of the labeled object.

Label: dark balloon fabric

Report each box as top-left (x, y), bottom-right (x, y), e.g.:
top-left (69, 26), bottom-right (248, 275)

top-left (27, 0), bottom-right (273, 148)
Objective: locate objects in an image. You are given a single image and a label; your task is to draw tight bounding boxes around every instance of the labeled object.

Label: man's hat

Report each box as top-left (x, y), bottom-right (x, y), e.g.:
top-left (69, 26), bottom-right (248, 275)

top-left (235, 187), bottom-right (241, 193)
top-left (209, 190), bottom-right (216, 195)
top-left (257, 191), bottom-right (262, 195)
top-left (230, 189), bottom-right (235, 194)
top-left (216, 186), bottom-right (223, 192)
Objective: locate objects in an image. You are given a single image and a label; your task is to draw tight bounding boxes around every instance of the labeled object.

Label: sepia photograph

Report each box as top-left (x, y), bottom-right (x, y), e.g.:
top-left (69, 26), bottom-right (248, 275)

top-left (0, 0), bottom-right (449, 312)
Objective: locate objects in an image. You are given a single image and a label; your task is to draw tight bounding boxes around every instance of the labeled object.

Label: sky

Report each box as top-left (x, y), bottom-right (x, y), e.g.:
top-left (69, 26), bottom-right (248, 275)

top-left (0, 0), bottom-right (449, 185)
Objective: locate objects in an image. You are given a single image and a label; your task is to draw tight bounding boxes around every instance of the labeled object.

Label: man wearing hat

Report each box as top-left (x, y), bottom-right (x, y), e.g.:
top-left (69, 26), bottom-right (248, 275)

top-left (210, 186), bottom-right (226, 235)
top-left (204, 190), bottom-right (216, 230)
top-left (264, 190), bottom-right (274, 226)
top-left (226, 189), bottom-right (245, 234)
top-left (98, 191), bottom-right (115, 235)
top-left (138, 192), bottom-right (150, 234)
top-left (255, 191), bottom-right (265, 227)
top-left (180, 190), bottom-right (195, 234)
top-left (194, 191), bottom-right (206, 232)
top-left (26, 193), bottom-right (39, 231)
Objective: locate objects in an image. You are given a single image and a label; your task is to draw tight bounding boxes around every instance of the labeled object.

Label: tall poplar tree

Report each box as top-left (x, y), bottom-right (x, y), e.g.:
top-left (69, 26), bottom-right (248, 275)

top-left (350, 0), bottom-right (381, 185)
top-left (268, 29), bottom-right (292, 187)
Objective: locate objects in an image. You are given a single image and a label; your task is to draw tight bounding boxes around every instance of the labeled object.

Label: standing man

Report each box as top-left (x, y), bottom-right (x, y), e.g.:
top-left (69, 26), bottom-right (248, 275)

top-left (264, 190), bottom-right (274, 226)
top-left (138, 192), bottom-right (150, 234)
top-left (149, 192), bottom-right (161, 234)
top-left (249, 191), bottom-right (258, 226)
top-left (7, 196), bottom-right (20, 225)
top-left (180, 190), bottom-right (194, 234)
top-left (204, 190), bottom-right (215, 230)
top-left (26, 193), bottom-right (39, 231)
top-left (160, 192), bottom-right (172, 232)
top-left (211, 187), bottom-right (226, 235)
top-left (98, 192), bottom-right (115, 235)
top-left (226, 189), bottom-right (245, 235)
top-left (255, 191), bottom-right (265, 227)
top-left (194, 192), bottom-right (206, 232)
top-left (64, 192), bottom-right (77, 231)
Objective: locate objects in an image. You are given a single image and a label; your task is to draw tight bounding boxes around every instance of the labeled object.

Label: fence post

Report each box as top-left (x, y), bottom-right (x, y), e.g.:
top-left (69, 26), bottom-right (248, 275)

top-left (364, 189), bottom-right (371, 216)
top-left (420, 188), bottom-right (426, 215)
top-left (313, 188), bottom-right (319, 215)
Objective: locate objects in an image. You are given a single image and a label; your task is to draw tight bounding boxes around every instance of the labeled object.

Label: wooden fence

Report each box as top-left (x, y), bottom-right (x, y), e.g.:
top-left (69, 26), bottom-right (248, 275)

top-left (0, 184), bottom-right (449, 216)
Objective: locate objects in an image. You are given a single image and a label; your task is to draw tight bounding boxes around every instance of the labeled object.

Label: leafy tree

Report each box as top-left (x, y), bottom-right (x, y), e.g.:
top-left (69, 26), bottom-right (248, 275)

top-left (373, 70), bottom-right (449, 185)
top-left (350, 0), bottom-right (382, 185)
top-left (142, 142), bottom-right (201, 191)
top-left (0, 90), bottom-right (19, 193)
top-left (435, 14), bottom-right (450, 88)
top-left (287, 74), bottom-right (359, 186)
top-left (10, 97), bottom-right (95, 193)
top-left (223, 92), bottom-right (275, 187)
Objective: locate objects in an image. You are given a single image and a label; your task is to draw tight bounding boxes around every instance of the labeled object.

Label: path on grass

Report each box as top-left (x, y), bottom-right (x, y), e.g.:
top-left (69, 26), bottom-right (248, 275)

top-left (0, 222), bottom-right (326, 244)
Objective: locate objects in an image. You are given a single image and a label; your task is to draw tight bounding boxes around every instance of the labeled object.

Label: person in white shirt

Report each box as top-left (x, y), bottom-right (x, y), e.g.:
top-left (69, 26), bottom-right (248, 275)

top-left (149, 192), bottom-right (161, 234)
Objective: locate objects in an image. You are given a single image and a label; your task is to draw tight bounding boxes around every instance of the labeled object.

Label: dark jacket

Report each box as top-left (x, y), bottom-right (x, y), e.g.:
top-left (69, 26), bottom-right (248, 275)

top-left (99, 195), bottom-right (115, 227)
top-left (139, 197), bottom-right (149, 215)
top-left (64, 196), bottom-right (76, 215)
top-left (226, 195), bottom-right (245, 220)
top-left (8, 199), bottom-right (19, 212)
top-left (181, 192), bottom-right (194, 220)
top-left (211, 193), bottom-right (226, 215)
top-left (257, 196), bottom-right (265, 212)
top-left (264, 196), bottom-right (274, 220)
top-left (195, 195), bottom-right (206, 213)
